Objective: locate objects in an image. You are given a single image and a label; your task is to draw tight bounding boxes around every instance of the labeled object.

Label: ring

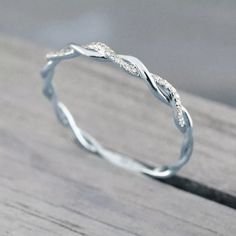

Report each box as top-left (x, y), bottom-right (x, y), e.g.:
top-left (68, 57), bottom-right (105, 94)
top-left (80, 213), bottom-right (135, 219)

top-left (41, 42), bottom-right (193, 178)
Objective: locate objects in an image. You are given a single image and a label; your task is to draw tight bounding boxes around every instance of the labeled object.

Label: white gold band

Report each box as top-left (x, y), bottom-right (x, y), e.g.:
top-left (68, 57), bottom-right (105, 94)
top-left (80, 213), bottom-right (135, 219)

top-left (41, 42), bottom-right (193, 178)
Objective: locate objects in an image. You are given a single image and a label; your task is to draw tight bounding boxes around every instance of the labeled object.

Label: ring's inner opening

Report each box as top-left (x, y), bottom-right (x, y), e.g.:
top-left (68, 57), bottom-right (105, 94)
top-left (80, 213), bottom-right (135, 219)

top-left (53, 57), bottom-right (182, 169)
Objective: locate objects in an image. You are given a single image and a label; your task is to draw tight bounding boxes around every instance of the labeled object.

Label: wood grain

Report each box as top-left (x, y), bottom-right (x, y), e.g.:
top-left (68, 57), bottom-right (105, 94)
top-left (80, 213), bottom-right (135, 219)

top-left (0, 35), bottom-right (235, 235)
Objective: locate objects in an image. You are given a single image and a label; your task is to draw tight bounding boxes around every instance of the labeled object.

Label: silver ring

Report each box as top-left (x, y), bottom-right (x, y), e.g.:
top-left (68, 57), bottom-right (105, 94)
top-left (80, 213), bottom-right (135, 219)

top-left (41, 42), bottom-right (193, 178)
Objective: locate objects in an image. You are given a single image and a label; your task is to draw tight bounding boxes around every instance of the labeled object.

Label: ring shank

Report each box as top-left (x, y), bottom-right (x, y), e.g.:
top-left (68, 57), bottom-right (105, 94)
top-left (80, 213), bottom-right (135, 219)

top-left (41, 43), bottom-right (193, 178)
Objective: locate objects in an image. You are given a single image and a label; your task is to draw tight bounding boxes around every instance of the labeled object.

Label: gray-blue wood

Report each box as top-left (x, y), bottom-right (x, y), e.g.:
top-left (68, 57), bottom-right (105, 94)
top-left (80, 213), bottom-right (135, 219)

top-left (0, 36), bottom-right (235, 235)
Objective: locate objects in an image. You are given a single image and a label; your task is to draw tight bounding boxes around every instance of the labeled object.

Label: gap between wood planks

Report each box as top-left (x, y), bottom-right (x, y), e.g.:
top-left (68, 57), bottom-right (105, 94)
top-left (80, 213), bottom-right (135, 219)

top-left (131, 153), bottom-right (236, 209)
top-left (80, 143), bottom-right (236, 210)
top-left (157, 175), bottom-right (236, 210)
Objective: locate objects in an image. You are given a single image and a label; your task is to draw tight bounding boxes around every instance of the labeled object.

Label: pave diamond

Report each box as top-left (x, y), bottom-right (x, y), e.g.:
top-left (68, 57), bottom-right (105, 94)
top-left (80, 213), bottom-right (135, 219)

top-left (85, 42), bottom-right (140, 77)
top-left (153, 74), bottom-right (185, 127)
top-left (46, 47), bottom-right (74, 60)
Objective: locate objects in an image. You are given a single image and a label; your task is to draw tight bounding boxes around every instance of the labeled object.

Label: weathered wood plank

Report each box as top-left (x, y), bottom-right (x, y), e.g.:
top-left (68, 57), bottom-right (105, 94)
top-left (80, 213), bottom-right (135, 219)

top-left (0, 35), bottom-right (236, 235)
top-left (0, 148), bottom-right (236, 236)
top-left (1, 36), bottom-right (236, 196)
top-left (1, 36), bottom-right (236, 197)
top-left (6, 35), bottom-right (235, 196)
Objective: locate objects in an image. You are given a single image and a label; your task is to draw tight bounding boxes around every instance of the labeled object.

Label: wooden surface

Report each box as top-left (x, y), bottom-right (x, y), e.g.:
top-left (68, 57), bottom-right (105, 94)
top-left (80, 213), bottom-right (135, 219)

top-left (0, 35), bottom-right (236, 235)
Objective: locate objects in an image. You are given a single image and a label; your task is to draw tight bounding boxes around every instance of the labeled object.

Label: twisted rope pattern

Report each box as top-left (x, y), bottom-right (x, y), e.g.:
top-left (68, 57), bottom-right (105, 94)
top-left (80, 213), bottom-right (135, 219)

top-left (41, 42), bottom-right (193, 178)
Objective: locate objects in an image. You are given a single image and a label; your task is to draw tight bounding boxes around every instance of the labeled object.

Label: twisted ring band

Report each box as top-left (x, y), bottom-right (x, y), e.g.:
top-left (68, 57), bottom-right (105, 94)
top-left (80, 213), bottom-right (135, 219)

top-left (41, 42), bottom-right (193, 178)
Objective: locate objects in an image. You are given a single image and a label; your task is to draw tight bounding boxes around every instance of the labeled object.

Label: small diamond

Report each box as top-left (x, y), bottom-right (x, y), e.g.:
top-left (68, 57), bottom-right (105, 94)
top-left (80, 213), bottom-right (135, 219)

top-left (105, 50), bottom-right (111, 56)
top-left (163, 80), bottom-right (168, 86)
top-left (170, 87), bottom-right (176, 94)
top-left (176, 105), bottom-right (182, 111)
top-left (175, 99), bottom-right (181, 105)
top-left (129, 65), bottom-right (138, 75)
top-left (109, 54), bottom-right (116, 61)
top-left (174, 93), bottom-right (180, 100)
top-left (122, 62), bottom-right (129, 70)
top-left (115, 56), bottom-right (122, 64)
top-left (158, 79), bottom-right (165, 86)
top-left (165, 83), bottom-right (172, 90)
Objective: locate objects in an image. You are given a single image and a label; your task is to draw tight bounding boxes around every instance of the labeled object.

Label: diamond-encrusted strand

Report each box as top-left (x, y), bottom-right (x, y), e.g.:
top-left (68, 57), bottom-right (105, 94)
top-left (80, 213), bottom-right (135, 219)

top-left (85, 42), bottom-right (140, 77)
top-left (153, 75), bottom-right (185, 127)
top-left (46, 47), bottom-right (74, 60)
